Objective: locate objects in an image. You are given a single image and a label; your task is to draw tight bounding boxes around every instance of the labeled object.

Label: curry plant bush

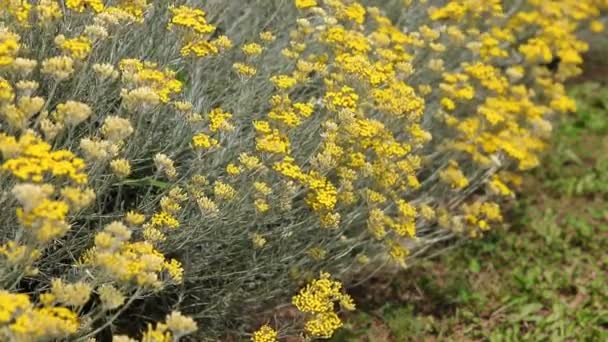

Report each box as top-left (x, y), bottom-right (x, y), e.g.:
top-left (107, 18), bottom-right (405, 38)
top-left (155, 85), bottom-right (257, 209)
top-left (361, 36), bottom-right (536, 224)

top-left (0, 0), bottom-right (605, 340)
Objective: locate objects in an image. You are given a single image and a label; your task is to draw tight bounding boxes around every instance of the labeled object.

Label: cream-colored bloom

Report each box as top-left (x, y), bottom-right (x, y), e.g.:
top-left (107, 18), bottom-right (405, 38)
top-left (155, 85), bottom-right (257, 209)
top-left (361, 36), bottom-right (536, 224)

top-left (101, 116), bottom-right (134, 142)
top-left (84, 24), bottom-right (109, 40)
top-left (12, 58), bottom-right (37, 76)
top-left (50, 278), bottom-right (92, 307)
top-left (98, 285), bottom-right (125, 311)
top-left (15, 80), bottom-right (39, 96)
top-left (80, 138), bottom-right (119, 161)
top-left (40, 118), bottom-right (64, 140)
top-left (11, 183), bottom-right (55, 212)
top-left (121, 87), bottom-right (160, 111)
top-left (110, 158), bottom-right (132, 178)
top-left (93, 63), bottom-right (119, 80)
top-left (41, 56), bottom-right (74, 80)
top-left (165, 311), bottom-right (197, 338)
top-left (153, 153), bottom-right (177, 179)
top-left (16, 97), bottom-right (44, 118)
top-left (54, 101), bottom-right (92, 126)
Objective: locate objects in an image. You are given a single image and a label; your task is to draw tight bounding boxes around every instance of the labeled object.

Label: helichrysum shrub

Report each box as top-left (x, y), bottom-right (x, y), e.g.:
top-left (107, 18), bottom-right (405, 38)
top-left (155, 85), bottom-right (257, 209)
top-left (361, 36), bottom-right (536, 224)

top-left (0, 0), bottom-right (605, 340)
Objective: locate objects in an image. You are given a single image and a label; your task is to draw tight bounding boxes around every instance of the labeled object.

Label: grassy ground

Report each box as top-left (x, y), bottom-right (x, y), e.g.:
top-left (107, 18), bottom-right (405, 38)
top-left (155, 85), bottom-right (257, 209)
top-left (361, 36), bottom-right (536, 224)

top-left (332, 84), bottom-right (608, 342)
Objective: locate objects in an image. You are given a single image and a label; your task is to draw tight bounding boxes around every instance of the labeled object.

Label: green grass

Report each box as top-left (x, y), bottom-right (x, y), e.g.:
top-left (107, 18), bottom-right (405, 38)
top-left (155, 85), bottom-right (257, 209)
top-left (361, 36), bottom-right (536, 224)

top-left (332, 83), bottom-right (608, 341)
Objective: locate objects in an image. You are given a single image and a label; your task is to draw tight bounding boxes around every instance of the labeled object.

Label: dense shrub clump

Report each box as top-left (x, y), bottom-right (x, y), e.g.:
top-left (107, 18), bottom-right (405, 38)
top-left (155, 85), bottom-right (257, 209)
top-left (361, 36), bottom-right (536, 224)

top-left (0, 0), bottom-right (605, 340)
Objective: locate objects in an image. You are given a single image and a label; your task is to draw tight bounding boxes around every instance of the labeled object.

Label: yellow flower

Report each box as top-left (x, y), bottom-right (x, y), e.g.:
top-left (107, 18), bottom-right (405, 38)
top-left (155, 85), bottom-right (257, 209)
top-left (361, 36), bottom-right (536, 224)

top-left (163, 259), bottom-right (184, 283)
top-left (0, 291), bottom-right (31, 324)
top-left (213, 181), bottom-right (236, 201)
top-left (0, 241), bottom-right (41, 266)
top-left (253, 120), bottom-right (272, 134)
top-left (125, 211), bottom-right (145, 226)
top-left (0, 77), bottom-right (14, 104)
top-left (169, 5), bottom-right (216, 35)
top-left (143, 225), bottom-right (167, 243)
top-left (239, 153), bottom-right (262, 170)
top-left (256, 130), bottom-right (290, 154)
top-left (226, 163), bottom-right (241, 176)
top-left (65, 0), bottom-right (104, 13)
top-left (88, 234), bottom-right (176, 288)
top-left (212, 35), bottom-right (233, 50)
top-left (141, 323), bottom-right (172, 342)
top-left (11, 183), bottom-right (54, 212)
top-left (295, 0), bottom-right (317, 9)
top-left (251, 233), bottom-right (267, 249)
top-left (291, 272), bottom-right (351, 339)
top-left (150, 211), bottom-right (180, 229)
top-left (3, 1), bottom-right (32, 25)
top-left (15, 80), bottom-right (39, 95)
top-left (121, 87), bottom-right (161, 111)
top-left (10, 306), bottom-right (80, 340)
top-left (324, 86), bottom-right (359, 112)
top-left (420, 204), bottom-right (436, 220)
top-left (197, 196), bottom-right (219, 216)
top-left (60, 186), bottom-right (96, 211)
top-left (590, 20), bottom-right (604, 33)
top-left (304, 311), bottom-right (343, 338)
top-left (233, 62), bottom-right (257, 77)
top-left (109, 159), bottom-right (131, 179)
top-left (1, 133), bottom-right (87, 184)
top-left (440, 97), bottom-right (456, 111)
top-left (259, 31), bottom-right (276, 42)
top-left (208, 108), bottom-right (233, 132)
top-left (270, 75), bottom-right (297, 90)
top-left (181, 40), bottom-right (219, 57)
top-left (242, 43), bottom-right (263, 56)
top-left (253, 181), bottom-right (272, 196)
top-left (251, 325), bottom-right (277, 342)
top-left (55, 35), bottom-right (92, 60)
top-left (337, 2), bottom-right (366, 25)
top-left (192, 132), bottom-right (219, 149)
top-left (291, 271), bottom-right (355, 337)
top-left (0, 27), bottom-right (20, 67)
top-left (386, 239), bottom-right (408, 267)
top-left (439, 160), bottom-right (469, 189)
top-left (50, 278), bottom-right (92, 307)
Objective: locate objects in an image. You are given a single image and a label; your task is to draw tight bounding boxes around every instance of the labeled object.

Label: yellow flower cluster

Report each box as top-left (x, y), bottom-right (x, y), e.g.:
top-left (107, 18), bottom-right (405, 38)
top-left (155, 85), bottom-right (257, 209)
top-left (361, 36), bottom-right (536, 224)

top-left (81, 221), bottom-right (184, 288)
top-left (0, 0), bottom-right (605, 340)
top-left (169, 5), bottom-right (231, 58)
top-left (240, 1), bottom-right (434, 257)
top-left (0, 290), bottom-right (80, 341)
top-left (119, 59), bottom-right (183, 105)
top-left (1, 133), bottom-right (87, 183)
top-left (0, 134), bottom-right (94, 263)
top-left (141, 186), bottom-right (187, 242)
top-left (66, 0), bottom-right (105, 13)
top-left (292, 272), bottom-right (355, 338)
top-left (190, 107), bottom-right (233, 151)
top-left (55, 35), bottom-right (92, 60)
top-left (251, 324), bottom-right (278, 342)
